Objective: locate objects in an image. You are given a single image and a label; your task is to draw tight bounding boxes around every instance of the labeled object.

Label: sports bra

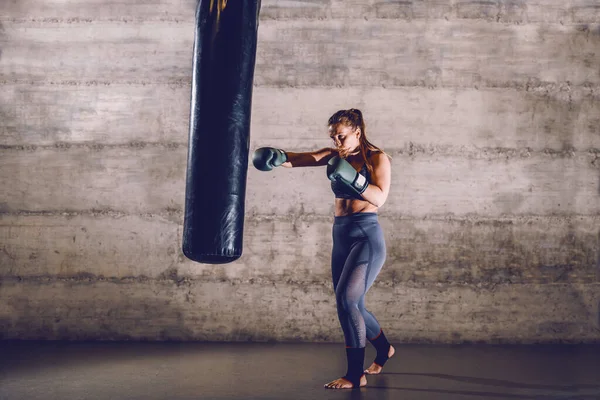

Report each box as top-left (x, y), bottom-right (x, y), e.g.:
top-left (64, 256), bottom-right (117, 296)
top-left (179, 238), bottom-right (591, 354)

top-left (331, 162), bottom-right (371, 200)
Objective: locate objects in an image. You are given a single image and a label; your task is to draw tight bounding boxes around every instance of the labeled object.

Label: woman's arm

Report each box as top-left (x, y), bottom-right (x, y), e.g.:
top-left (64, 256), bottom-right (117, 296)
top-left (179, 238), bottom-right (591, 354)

top-left (282, 147), bottom-right (337, 168)
top-left (360, 152), bottom-right (391, 207)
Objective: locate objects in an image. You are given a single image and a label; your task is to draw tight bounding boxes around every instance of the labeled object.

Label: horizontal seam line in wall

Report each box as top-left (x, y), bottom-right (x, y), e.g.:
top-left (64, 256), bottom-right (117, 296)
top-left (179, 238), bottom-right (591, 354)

top-left (1, 210), bottom-right (599, 221)
top-left (1, 144), bottom-right (599, 161)
top-left (1, 80), bottom-right (599, 93)
top-left (1, 17), bottom-right (598, 24)
top-left (0, 275), bottom-right (339, 286)
top-left (0, 143), bottom-right (187, 151)
top-left (0, 209), bottom-right (181, 219)
top-left (1, 275), bottom-right (598, 287)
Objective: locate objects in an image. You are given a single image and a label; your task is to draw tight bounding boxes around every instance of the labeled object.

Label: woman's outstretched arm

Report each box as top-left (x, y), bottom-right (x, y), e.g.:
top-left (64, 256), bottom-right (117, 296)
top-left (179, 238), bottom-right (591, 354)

top-left (282, 147), bottom-right (337, 168)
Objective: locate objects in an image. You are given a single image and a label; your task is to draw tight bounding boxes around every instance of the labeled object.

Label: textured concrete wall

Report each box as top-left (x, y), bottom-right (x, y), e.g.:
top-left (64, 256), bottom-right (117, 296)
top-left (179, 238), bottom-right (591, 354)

top-left (0, 0), bottom-right (599, 343)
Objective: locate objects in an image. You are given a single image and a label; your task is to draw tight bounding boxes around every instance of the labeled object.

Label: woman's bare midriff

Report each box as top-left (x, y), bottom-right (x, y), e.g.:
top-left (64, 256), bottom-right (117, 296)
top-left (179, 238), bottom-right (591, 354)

top-left (334, 198), bottom-right (378, 217)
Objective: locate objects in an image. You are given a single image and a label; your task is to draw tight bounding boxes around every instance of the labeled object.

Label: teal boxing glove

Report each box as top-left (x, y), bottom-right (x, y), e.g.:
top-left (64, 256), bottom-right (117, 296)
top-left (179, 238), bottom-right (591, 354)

top-left (327, 156), bottom-right (369, 195)
top-left (252, 147), bottom-right (288, 171)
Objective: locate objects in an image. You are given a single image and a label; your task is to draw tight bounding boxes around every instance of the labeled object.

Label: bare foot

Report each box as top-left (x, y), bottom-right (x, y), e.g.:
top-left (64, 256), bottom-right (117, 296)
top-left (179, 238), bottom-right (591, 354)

top-left (364, 344), bottom-right (395, 375)
top-left (324, 374), bottom-right (367, 389)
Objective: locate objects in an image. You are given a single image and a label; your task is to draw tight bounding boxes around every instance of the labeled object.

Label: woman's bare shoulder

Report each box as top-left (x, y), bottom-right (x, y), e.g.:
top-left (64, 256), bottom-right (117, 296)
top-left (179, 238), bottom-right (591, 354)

top-left (368, 149), bottom-right (391, 166)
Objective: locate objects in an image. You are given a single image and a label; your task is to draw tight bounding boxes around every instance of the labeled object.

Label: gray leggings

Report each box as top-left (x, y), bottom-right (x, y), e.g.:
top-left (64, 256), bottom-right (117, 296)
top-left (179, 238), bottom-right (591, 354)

top-left (331, 212), bottom-right (386, 348)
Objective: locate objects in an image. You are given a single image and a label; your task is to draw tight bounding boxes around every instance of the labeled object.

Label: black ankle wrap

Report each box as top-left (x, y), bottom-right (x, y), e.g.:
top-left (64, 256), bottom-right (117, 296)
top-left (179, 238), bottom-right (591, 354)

top-left (343, 347), bottom-right (365, 388)
top-left (369, 330), bottom-right (391, 367)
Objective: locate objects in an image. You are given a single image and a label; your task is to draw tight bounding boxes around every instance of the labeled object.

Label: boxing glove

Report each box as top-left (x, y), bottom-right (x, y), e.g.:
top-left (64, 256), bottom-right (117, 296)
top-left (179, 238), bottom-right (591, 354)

top-left (327, 156), bottom-right (369, 195)
top-left (252, 147), bottom-right (288, 171)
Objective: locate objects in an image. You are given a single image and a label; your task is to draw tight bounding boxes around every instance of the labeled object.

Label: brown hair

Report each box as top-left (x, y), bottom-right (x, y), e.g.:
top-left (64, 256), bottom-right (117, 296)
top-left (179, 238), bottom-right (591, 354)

top-left (327, 108), bottom-right (389, 175)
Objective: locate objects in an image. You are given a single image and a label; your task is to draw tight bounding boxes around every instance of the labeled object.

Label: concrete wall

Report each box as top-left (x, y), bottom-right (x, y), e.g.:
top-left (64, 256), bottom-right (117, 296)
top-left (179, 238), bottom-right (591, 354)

top-left (1, 0), bottom-right (599, 343)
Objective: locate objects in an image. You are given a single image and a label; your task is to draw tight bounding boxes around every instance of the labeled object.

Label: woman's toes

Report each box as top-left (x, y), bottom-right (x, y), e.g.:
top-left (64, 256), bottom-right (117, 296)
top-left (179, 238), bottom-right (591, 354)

top-left (324, 378), bottom-right (355, 389)
top-left (364, 363), bottom-right (382, 375)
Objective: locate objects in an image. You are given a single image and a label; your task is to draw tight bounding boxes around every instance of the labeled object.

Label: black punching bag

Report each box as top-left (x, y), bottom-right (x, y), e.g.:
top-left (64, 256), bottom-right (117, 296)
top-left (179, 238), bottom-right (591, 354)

top-left (183, 0), bottom-right (261, 264)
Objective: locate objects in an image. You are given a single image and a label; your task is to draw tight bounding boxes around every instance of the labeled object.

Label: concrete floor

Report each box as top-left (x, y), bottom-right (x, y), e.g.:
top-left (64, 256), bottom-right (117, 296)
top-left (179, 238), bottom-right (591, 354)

top-left (1, 341), bottom-right (599, 400)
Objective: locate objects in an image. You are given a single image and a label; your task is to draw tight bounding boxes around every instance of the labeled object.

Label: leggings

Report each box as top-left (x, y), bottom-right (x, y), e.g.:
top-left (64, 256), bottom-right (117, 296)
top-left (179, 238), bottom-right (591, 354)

top-left (331, 212), bottom-right (386, 348)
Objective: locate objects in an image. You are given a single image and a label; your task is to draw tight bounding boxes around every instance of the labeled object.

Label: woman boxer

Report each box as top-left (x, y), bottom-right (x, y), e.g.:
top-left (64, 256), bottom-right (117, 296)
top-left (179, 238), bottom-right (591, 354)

top-left (252, 108), bottom-right (394, 389)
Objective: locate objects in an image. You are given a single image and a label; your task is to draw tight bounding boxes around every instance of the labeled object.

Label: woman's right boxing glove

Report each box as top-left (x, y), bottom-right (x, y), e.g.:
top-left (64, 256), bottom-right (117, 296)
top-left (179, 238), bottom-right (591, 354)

top-left (327, 156), bottom-right (369, 195)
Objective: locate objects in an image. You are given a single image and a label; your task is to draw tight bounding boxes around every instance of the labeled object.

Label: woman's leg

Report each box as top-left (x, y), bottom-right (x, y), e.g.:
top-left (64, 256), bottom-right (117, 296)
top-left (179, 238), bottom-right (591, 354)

top-left (354, 246), bottom-right (393, 373)
top-left (357, 222), bottom-right (394, 373)
top-left (331, 237), bottom-right (381, 389)
top-left (335, 245), bottom-right (371, 348)
top-left (326, 214), bottom-right (388, 388)
top-left (361, 302), bottom-right (393, 371)
top-left (360, 299), bottom-right (382, 340)
top-left (326, 219), bottom-right (369, 389)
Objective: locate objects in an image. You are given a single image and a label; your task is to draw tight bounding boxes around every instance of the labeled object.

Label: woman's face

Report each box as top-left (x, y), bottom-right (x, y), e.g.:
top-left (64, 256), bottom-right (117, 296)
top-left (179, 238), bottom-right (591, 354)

top-left (329, 124), bottom-right (361, 158)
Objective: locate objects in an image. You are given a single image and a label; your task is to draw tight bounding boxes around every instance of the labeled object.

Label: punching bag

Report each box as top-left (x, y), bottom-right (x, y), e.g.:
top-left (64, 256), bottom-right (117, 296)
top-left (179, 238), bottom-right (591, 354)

top-left (183, 0), bottom-right (261, 264)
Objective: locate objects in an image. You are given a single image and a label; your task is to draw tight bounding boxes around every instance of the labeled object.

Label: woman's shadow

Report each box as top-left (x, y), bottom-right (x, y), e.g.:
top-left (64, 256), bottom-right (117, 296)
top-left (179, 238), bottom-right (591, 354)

top-left (364, 372), bottom-right (600, 399)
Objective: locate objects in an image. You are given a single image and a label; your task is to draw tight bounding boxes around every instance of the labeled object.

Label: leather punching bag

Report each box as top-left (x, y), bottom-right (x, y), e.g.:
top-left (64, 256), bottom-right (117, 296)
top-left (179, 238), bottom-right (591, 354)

top-left (183, 0), bottom-right (261, 264)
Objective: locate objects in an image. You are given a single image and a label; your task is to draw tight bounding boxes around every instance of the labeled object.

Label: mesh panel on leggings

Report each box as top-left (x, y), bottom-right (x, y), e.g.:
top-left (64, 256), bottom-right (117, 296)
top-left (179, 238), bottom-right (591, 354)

top-left (336, 263), bottom-right (368, 348)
